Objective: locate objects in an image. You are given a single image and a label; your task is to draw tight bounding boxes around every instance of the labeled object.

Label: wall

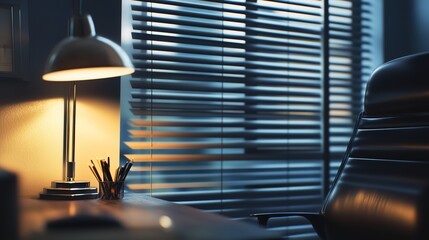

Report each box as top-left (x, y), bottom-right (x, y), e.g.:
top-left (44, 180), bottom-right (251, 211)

top-left (384, 0), bottom-right (429, 61)
top-left (0, 0), bottom-right (122, 196)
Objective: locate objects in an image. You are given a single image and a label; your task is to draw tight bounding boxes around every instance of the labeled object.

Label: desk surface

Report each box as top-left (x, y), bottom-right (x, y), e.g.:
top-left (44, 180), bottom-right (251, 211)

top-left (21, 193), bottom-right (281, 240)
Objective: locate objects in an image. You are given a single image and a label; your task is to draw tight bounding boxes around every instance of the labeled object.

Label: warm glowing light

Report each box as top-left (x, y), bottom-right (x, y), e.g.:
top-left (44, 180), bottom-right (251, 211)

top-left (68, 202), bottom-right (77, 216)
top-left (159, 215), bottom-right (173, 229)
top-left (0, 98), bottom-right (64, 195)
top-left (332, 190), bottom-right (417, 231)
top-left (42, 67), bottom-right (135, 81)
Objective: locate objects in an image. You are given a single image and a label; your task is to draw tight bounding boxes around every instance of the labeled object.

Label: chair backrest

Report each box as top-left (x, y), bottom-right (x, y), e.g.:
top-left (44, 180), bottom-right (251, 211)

top-left (321, 52), bottom-right (429, 240)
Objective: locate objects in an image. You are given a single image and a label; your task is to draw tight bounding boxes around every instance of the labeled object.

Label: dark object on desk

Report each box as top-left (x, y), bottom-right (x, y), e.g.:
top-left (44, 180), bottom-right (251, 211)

top-left (0, 168), bottom-right (18, 240)
top-left (47, 214), bottom-right (123, 230)
top-left (252, 52), bottom-right (429, 240)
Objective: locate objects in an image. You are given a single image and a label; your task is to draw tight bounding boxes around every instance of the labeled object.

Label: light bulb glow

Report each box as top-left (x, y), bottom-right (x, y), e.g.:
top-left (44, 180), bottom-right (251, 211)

top-left (159, 215), bottom-right (173, 229)
top-left (42, 67), bottom-right (134, 81)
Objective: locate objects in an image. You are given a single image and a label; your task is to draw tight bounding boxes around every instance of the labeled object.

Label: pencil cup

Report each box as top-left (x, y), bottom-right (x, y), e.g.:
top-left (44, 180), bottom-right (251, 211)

top-left (99, 181), bottom-right (124, 200)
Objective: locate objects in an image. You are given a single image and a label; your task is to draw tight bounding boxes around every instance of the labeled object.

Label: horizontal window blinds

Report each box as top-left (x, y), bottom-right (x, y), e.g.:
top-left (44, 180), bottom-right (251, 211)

top-left (121, 0), bottom-right (381, 239)
top-left (327, 0), bottom-right (381, 181)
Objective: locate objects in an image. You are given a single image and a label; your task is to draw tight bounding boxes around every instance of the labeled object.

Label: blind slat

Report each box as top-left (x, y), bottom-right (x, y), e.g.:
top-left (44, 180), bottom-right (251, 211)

top-left (124, 153), bottom-right (323, 162)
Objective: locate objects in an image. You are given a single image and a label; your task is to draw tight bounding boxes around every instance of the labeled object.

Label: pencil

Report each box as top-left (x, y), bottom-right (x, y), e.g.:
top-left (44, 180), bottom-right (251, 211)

top-left (89, 158), bottom-right (132, 183)
top-left (89, 165), bottom-right (102, 182)
top-left (101, 159), bottom-right (113, 182)
top-left (121, 160), bottom-right (133, 181)
top-left (114, 167), bottom-right (120, 182)
top-left (96, 159), bottom-right (105, 180)
top-left (90, 163), bottom-right (102, 182)
top-left (118, 165), bottom-right (125, 182)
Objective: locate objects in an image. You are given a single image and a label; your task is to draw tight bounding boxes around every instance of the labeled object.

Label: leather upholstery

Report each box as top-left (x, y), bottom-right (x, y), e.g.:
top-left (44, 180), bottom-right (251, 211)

top-left (322, 52), bottom-right (429, 240)
top-left (365, 52), bottom-right (429, 116)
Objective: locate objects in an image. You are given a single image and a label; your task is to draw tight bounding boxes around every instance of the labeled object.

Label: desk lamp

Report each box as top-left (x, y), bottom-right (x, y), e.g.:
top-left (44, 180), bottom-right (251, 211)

top-left (39, 0), bottom-right (134, 200)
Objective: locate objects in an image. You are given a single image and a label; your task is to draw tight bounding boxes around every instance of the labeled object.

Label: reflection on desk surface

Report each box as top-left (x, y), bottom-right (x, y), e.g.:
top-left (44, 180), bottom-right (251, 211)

top-left (24, 229), bottom-right (184, 240)
top-left (21, 193), bottom-right (281, 240)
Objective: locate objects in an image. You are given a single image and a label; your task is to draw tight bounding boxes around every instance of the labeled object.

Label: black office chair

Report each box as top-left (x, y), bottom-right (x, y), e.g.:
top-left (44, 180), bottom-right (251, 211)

top-left (252, 52), bottom-right (429, 240)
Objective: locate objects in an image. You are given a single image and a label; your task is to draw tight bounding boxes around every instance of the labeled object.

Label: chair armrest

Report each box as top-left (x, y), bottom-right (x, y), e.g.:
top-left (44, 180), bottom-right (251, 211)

top-left (250, 212), bottom-right (325, 239)
top-left (250, 212), bottom-right (318, 226)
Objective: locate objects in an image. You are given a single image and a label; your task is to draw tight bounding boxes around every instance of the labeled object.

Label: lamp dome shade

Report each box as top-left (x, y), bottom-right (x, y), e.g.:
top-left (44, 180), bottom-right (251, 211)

top-left (43, 36), bottom-right (134, 81)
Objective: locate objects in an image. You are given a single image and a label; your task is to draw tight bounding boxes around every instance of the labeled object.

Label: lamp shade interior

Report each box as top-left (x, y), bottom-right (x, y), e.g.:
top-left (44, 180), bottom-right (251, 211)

top-left (42, 66), bottom-right (135, 81)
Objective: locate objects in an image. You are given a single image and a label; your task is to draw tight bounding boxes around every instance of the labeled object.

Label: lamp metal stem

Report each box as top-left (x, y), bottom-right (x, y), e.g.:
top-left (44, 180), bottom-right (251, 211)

top-left (65, 82), bottom-right (77, 181)
top-left (63, 85), bottom-right (70, 181)
top-left (71, 81), bottom-right (77, 176)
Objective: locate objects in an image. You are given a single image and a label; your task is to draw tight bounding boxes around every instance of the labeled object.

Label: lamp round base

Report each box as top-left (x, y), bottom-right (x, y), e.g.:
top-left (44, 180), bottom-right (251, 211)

top-left (39, 180), bottom-right (98, 200)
